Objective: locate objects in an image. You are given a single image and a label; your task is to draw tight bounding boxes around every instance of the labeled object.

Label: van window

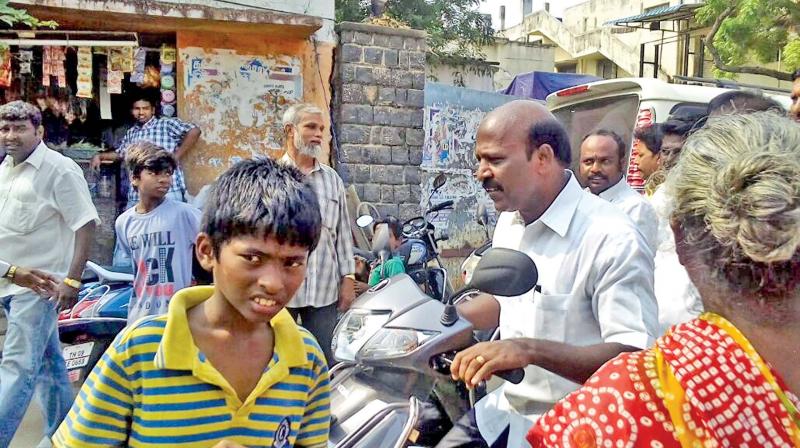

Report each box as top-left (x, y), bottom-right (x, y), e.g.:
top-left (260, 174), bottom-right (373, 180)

top-left (551, 94), bottom-right (640, 170)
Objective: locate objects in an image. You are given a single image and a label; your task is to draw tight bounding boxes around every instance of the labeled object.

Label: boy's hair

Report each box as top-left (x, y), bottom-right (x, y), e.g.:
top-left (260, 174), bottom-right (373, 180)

top-left (125, 141), bottom-right (177, 179)
top-left (202, 158), bottom-right (322, 256)
top-left (633, 124), bottom-right (663, 155)
top-left (0, 101), bottom-right (42, 128)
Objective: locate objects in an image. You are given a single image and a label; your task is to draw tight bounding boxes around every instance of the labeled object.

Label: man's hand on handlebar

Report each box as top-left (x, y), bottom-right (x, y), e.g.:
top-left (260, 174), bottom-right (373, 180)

top-left (451, 339), bottom-right (532, 388)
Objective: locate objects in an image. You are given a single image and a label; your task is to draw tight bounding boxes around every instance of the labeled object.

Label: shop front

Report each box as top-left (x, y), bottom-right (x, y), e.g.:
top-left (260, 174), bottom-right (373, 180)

top-left (3, 0), bottom-right (333, 263)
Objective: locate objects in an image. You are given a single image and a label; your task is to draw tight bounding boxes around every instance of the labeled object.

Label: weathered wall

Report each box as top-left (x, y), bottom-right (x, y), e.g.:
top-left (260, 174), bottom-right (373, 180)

top-left (485, 39), bottom-right (555, 90)
top-left (333, 22), bottom-right (427, 220)
top-left (177, 31), bottom-right (335, 194)
top-left (427, 64), bottom-right (496, 92)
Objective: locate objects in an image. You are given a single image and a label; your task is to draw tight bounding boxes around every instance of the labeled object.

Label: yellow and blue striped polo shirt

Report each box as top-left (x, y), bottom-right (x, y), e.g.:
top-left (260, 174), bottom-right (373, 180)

top-left (53, 286), bottom-right (331, 447)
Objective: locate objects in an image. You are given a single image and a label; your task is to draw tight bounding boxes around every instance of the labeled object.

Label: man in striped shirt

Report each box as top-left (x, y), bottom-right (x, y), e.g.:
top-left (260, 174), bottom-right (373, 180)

top-left (53, 158), bottom-right (331, 447)
top-left (280, 104), bottom-right (356, 366)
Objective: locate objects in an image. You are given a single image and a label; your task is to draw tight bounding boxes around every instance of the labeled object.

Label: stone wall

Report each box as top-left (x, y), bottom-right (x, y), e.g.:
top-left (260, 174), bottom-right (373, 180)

top-left (333, 22), bottom-right (427, 219)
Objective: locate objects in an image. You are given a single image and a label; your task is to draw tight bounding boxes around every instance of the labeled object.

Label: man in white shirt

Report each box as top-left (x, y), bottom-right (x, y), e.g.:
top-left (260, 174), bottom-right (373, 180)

top-left (577, 129), bottom-right (658, 253)
top-left (438, 101), bottom-right (658, 448)
top-left (0, 101), bottom-right (99, 446)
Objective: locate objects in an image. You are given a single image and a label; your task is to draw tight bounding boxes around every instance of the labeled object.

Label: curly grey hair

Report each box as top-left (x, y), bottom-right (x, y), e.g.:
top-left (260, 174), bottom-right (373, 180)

top-left (0, 101), bottom-right (42, 128)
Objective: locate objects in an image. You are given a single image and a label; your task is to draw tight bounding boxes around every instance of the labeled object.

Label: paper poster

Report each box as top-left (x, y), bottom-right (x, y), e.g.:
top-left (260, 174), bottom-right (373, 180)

top-left (76, 47), bottom-right (93, 98)
top-left (107, 70), bottom-right (123, 94)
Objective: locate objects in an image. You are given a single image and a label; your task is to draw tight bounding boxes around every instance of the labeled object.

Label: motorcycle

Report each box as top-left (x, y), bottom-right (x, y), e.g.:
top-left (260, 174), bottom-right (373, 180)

top-left (58, 261), bottom-right (132, 394)
top-left (328, 247), bottom-right (538, 447)
top-left (357, 173), bottom-right (455, 301)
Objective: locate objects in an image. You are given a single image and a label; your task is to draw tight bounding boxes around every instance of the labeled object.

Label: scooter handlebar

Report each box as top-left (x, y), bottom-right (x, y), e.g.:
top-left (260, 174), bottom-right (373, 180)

top-left (433, 353), bottom-right (525, 385)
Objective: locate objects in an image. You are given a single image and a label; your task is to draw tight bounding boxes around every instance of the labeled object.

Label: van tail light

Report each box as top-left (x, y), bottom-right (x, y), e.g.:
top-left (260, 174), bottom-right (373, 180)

top-left (627, 107), bottom-right (655, 193)
top-left (556, 85), bottom-right (590, 97)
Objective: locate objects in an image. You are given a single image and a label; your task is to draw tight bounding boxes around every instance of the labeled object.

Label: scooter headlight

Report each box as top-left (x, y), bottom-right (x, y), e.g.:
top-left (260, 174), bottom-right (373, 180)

top-left (358, 328), bottom-right (439, 360)
top-left (332, 309), bottom-right (391, 363)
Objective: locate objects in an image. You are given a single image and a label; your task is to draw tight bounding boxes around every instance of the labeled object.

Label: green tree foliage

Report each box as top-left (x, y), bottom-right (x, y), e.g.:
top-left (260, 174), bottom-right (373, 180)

top-left (335, 0), bottom-right (493, 60)
top-left (696, 0), bottom-right (799, 81)
top-left (0, 0), bottom-right (56, 28)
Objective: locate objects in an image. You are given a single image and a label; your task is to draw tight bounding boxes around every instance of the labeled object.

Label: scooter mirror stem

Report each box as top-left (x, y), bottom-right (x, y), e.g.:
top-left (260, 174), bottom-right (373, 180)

top-left (440, 286), bottom-right (471, 326)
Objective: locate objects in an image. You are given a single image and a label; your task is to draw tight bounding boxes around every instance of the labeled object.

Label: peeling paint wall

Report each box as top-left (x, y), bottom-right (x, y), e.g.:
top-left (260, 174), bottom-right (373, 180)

top-left (177, 30), bottom-right (334, 194)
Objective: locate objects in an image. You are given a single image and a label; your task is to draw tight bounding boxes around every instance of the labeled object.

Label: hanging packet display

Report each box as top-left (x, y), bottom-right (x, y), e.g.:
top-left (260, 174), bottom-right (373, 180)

top-left (76, 47), bottom-right (93, 98)
top-left (130, 47), bottom-right (146, 83)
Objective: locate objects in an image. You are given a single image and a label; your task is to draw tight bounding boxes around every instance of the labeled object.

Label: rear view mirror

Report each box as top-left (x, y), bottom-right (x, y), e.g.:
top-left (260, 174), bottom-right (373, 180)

top-left (468, 248), bottom-right (537, 297)
top-left (357, 215), bottom-right (375, 228)
top-left (433, 173), bottom-right (446, 190)
top-left (371, 224), bottom-right (391, 254)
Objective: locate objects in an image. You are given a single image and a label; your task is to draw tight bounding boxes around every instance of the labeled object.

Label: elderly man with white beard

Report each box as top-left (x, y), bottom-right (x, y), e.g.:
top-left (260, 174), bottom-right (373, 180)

top-left (279, 103), bottom-right (356, 366)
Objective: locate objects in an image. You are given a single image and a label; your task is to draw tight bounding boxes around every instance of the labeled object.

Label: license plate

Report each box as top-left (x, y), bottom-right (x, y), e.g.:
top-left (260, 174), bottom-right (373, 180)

top-left (63, 342), bottom-right (94, 370)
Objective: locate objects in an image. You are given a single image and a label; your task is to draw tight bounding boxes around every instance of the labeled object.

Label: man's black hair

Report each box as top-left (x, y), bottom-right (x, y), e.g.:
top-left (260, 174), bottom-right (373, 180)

top-left (125, 141), bottom-right (177, 179)
top-left (633, 124), bottom-right (663, 155)
top-left (202, 157), bottom-right (322, 256)
top-left (373, 215), bottom-right (402, 239)
top-left (528, 119), bottom-right (572, 165)
top-left (582, 129), bottom-right (627, 160)
top-left (792, 69), bottom-right (800, 81)
top-left (707, 90), bottom-right (785, 116)
top-left (130, 94), bottom-right (157, 109)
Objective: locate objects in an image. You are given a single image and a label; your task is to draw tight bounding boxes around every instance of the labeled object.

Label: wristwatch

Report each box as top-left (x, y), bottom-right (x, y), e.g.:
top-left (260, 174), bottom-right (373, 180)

top-left (0, 260), bottom-right (11, 278)
top-left (63, 277), bottom-right (82, 289)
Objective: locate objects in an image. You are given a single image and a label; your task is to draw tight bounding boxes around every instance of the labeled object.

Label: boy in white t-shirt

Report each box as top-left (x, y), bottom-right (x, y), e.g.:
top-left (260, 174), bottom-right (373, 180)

top-left (115, 141), bottom-right (201, 323)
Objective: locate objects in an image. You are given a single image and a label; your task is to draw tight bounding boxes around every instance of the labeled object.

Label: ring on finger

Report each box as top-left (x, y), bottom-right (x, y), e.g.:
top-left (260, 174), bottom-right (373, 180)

top-left (475, 355), bottom-right (486, 364)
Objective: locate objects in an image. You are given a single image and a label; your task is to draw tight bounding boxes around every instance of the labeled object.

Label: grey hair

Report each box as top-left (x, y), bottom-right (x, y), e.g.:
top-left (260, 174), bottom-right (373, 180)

top-left (666, 112), bottom-right (800, 298)
top-left (281, 103), bottom-right (324, 130)
top-left (0, 101), bottom-right (42, 128)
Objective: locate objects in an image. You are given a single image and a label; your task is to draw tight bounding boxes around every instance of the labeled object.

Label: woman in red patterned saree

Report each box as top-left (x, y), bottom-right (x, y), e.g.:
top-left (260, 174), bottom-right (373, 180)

top-left (527, 112), bottom-right (800, 448)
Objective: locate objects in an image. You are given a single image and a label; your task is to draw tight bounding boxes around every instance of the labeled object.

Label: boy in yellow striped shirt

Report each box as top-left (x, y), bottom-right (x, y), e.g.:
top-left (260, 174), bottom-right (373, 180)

top-left (53, 158), bottom-right (330, 447)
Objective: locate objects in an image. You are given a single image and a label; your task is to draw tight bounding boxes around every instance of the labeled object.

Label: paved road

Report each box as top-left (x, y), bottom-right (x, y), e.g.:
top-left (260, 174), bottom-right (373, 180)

top-left (2, 309), bottom-right (50, 447)
top-left (10, 401), bottom-right (46, 448)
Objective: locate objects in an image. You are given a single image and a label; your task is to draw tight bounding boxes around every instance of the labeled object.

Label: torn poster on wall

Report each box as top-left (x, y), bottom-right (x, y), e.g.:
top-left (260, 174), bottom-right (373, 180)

top-left (181, 47), bottom-right (303, 160)
top-left (422, 82), bottom-right (521, 250)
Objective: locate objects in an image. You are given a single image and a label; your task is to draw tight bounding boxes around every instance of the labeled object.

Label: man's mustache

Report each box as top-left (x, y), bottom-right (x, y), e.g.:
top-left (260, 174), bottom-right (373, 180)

top-left (483, 180), bottom-right (503, 191)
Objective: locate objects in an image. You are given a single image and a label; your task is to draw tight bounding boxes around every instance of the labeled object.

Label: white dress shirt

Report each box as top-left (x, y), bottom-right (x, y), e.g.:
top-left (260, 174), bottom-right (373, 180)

top-left (0, 142), bottom-right (99, 297)
top-left (475, 172), bottom-right (658, 448)
top-left (597, 176), bottom-right (658, 255)
top-left (650, 186), bottom-right (703, 334)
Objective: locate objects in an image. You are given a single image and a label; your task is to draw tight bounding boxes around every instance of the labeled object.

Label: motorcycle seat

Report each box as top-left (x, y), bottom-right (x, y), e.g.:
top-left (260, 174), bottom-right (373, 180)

top-left (85, 261), bottom-right (134, 283)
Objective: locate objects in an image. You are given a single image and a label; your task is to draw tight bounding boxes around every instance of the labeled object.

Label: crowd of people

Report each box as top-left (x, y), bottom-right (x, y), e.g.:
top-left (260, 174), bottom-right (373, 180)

top-left (0, 70), bottom-right (798, 447)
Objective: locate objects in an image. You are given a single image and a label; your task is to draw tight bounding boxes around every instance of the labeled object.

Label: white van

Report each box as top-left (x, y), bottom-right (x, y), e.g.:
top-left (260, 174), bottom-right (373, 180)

top-left (546, 77), bottom-right (791, 187)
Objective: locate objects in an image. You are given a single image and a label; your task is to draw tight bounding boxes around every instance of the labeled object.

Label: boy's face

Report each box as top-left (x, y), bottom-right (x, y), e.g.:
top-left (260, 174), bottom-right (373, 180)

top-left (196, 233), bottom-right (309, 323)
top-left (132, 168), bottom-right (173, 201)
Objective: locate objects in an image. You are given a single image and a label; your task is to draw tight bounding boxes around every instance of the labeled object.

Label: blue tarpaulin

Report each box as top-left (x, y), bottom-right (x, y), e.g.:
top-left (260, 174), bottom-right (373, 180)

top-left (501, 71), bottom-right (601, 100)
